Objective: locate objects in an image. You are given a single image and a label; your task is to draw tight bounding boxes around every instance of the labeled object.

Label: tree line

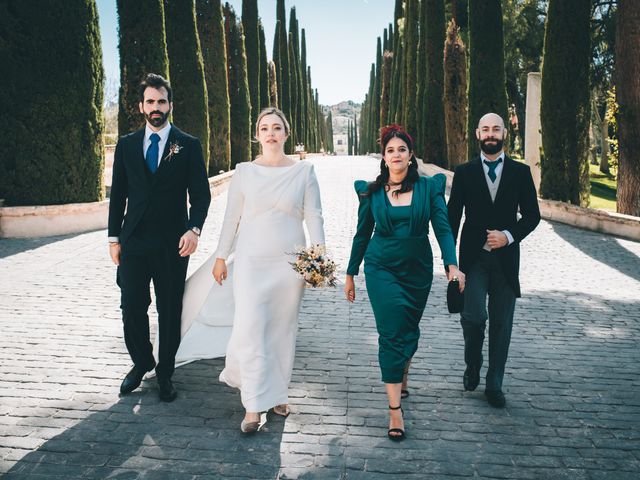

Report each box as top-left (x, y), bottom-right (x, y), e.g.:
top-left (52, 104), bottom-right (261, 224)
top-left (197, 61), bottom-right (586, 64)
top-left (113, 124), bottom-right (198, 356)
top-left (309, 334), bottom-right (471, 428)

top-left (354, 0), bottom-right (639, 216)
top-left (0, 0), bottom-right (333, 206)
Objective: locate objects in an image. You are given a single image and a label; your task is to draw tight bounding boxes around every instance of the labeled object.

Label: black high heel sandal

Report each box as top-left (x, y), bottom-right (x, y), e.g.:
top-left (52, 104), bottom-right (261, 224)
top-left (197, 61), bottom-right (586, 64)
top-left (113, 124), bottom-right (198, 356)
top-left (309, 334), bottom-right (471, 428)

top-left (387, 404), bottom-right (405, 441)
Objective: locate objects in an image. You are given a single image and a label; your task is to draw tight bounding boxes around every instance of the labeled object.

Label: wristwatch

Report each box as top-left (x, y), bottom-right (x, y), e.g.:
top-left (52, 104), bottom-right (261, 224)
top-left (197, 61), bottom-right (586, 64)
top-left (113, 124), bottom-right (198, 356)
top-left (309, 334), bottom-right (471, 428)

top-left (190, 226), bottom-right (201, 236)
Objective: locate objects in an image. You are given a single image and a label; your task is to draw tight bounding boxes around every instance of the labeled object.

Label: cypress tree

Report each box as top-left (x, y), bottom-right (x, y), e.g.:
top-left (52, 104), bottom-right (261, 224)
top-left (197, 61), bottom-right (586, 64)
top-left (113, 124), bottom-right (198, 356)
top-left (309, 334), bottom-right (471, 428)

top-left (383, 27), bottom-right (389, 52)
top-left (241, 0), bottom-right (260, 156)
top-left (373, 37), bottom-right (382, 148)
top-left (0, 0), bottom-right (104, 205)
top-left (423, 0), bottom-right (447, 167)
top-left (301, 29), bottom-right (310, 147)
top-left (467, 0), bottom-right (508, 159)
top-left (275, 0), bottom-right (291, 147)
top-left (353, 112), bottom-right (359, 156)
top-left (326, 110), bottom-right (334, 154)
top-left (117, 0), bottom-right (169, 135)
top-left (389, 0), bottom-right (404, 124)
top-left (416, 0), bottom-right (428, 158)
top-left (307, 67), bottom-right (317, 150)
top-left (380, 51), bottom-right (393, 130)
top-left (540, 0), bottom-right (591, 206)
top-left (224, 3), bottom-right (251, 166)
top-left (402, 0), bottom-right (419, 134)
top-left (165, 0), bottom-right (210, 168)
top-left (616, 0), bottom-right (640, 216)
top-left (258, 20), bottom-right (270, 109)
top-left (367, 64), bottom-right (376, 152)
top-left (347, 119), bottom-right (352, 156)
top-left (272, 17), bottom-right (282, 108)
top-left (268, 60), bottom-right (279, 107)
top-left (288, 30), bottom-right (298, 145)
top-left (196, 0), bottom-right (230, 174)
top-left (291, 12), bottom-right (305, 148)
top-left (444, 19), bottom-right (468, 168)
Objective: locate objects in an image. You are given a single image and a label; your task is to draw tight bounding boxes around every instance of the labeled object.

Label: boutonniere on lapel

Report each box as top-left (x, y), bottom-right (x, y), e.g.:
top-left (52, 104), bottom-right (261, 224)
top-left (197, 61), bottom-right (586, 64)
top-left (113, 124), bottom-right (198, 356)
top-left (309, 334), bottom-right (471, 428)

top-left (163, 141), bottom-right (183, 163)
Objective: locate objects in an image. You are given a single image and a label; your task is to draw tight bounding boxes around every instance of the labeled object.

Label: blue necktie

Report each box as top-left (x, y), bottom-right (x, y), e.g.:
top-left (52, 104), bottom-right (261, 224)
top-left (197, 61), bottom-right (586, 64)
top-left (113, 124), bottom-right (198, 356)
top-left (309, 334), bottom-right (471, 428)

top-left (484, 158), bottom-right (502, 183)
top-left (145, 133), bottom-right (160, 173)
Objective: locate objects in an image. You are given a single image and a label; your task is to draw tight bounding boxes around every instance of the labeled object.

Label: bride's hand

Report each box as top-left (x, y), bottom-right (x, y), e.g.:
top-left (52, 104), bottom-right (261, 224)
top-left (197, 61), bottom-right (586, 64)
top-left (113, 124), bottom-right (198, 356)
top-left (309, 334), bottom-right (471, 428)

top-left (212, 258), bottom-right (227, 285)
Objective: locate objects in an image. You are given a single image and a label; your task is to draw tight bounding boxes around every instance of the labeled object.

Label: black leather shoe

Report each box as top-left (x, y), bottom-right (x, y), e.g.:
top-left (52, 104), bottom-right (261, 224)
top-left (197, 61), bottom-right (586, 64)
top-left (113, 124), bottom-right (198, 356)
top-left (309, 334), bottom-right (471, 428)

top-left (158, 378), bottom-right (177, 402)
top-left (463, 365), bottom-right (480, 391)
top-left (120, 366), bottom-right (146, 394)
top-left (485, 390), bottom-right (506, 408)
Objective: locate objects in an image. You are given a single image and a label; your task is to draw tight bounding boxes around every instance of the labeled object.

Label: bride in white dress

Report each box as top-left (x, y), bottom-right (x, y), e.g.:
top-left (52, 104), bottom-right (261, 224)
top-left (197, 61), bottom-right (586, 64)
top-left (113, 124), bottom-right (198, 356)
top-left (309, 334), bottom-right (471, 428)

top-left (179, 107), bottom-right (325, 433)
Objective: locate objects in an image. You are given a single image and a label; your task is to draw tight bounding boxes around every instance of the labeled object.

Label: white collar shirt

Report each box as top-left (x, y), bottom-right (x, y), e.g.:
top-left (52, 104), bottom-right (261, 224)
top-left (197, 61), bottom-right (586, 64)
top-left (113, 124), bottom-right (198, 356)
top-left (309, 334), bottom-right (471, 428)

top-left (143, 122), bottom-right (172, 167)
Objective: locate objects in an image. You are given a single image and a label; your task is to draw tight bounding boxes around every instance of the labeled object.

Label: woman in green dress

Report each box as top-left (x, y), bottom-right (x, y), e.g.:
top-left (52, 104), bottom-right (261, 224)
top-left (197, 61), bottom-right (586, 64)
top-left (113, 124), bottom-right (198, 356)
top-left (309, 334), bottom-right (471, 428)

top-left (344, 125), bottom-right (465, 441)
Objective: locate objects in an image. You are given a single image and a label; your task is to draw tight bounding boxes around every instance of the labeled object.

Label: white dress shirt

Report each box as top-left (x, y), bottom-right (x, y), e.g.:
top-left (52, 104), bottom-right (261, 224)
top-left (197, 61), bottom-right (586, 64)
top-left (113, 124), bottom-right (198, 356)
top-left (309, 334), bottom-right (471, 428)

top-left (143, 122), bottom-right (172, 168)
top-left (480, 151), bottom-right (514, 249)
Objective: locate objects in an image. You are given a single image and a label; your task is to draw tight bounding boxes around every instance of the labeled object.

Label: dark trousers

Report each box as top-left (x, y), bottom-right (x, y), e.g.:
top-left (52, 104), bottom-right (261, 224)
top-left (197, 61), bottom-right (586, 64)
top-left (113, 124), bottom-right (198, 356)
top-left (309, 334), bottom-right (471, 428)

top-left (116, 234), bottom-right (188, 380)
top-left (460, 250), bottom-right (516, 391)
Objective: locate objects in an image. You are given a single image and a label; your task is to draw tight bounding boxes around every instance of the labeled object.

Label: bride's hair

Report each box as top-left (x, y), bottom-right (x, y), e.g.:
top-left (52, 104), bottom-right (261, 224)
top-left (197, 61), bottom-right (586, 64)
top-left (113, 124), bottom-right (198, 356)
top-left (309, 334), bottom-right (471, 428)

top-left (367, 124), bottom-right (419, 197)
top-left (254, 107), bottom-right (291, 141)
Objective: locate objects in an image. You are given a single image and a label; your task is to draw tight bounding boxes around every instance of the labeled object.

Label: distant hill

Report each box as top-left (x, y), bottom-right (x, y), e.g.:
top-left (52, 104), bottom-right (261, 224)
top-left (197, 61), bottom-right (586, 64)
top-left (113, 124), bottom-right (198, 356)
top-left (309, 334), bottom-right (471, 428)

top-left (324, 101), bottom-right (361, 136)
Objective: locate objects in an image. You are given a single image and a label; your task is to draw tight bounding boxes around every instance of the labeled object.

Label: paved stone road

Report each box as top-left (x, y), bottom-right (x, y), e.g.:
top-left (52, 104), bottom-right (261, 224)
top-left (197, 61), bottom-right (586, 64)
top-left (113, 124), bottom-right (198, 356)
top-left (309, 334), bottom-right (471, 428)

top-left (1, 156), bottom-right (639, 479)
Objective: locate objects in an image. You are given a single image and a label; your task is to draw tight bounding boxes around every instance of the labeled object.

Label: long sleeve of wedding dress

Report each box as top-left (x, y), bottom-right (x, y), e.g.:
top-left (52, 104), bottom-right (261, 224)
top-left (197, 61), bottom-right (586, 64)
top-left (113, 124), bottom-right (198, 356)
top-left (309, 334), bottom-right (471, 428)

top-left (213, 164), bottom-right (245, 260)
top-left (303, 164), bottom-right (325, 247)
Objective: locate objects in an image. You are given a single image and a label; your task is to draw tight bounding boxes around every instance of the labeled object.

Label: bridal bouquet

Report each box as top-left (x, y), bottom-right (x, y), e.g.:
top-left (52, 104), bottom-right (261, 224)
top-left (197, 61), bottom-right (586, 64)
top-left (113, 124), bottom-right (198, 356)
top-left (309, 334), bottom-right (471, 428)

top-left (289, 244), bottom-right (337, 288)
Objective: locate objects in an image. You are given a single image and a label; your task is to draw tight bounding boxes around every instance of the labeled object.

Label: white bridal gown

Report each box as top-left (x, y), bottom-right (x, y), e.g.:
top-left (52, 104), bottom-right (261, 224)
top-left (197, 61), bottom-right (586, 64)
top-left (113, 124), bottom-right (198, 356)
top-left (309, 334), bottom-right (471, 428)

top-left (174, 160), bottom-right (325, 412)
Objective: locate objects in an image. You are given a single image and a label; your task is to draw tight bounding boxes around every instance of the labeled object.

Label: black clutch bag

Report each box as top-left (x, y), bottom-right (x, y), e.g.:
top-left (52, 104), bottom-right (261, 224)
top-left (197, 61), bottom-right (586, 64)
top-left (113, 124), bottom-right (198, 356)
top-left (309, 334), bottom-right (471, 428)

top-left (447, 278), bottom-right (464, 314)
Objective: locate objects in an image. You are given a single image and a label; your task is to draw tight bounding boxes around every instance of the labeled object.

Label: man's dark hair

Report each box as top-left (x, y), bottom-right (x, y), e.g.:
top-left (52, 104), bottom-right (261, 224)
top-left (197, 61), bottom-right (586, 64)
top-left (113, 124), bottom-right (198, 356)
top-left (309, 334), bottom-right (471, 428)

top-left (139, 73), bottom-right (172, 102)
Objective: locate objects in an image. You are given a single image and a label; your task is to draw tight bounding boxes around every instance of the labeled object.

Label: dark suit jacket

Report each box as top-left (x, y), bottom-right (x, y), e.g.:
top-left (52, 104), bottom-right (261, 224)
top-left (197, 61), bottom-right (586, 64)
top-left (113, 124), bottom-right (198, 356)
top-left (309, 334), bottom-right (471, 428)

top-left (447, 156), bottom-right (540, 297)
top-left (108, 125), bottom-right (211, 245)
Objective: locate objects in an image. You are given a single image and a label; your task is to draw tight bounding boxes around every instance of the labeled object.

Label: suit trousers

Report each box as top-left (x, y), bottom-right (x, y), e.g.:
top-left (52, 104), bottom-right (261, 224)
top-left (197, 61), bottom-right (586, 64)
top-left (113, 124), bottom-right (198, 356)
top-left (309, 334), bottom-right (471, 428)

top-left (460, 250), bottom-right (516, 391)
top-left (116, 234), bottom-right (189, 379)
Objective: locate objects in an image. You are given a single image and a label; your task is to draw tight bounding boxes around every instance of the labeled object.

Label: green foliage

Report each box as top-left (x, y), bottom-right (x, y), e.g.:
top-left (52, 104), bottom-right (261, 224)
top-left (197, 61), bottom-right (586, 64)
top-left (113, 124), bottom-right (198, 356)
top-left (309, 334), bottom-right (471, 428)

top-left (0, 0), bottom-right (104, 205)
top-left (117, 0), bottom-right (169, 135)
top-left (467, 0), bottom-right (509, 159)
top-left (589, 164), bottom-right (617, 211)
top-left (223, 3), bottom-right (251, 166)
top-left (422, 0), bottom-right (447, 167)
top-left (402, 0), bottom-right (419, 135)
top-left (540, 0), bottom-right (591, 206)
top-left (242, 0), bottom-right (260, 157)
top-left (164, 0), bottom-right (210, 169)
top-left (196, 0), bottom-right (230, 174)
top-left (605, 86), bottom-right (619, 171)
top-left (258, 21), bottom-right (270, 109)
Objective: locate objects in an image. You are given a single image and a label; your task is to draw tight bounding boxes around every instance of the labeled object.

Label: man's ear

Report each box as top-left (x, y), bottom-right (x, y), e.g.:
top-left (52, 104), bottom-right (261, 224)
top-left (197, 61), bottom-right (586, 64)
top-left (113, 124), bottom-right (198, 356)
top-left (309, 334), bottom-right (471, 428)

top-left (475, 128), bottom-right (480, 140)
top-left (139, 102), bottom-right (144, 114)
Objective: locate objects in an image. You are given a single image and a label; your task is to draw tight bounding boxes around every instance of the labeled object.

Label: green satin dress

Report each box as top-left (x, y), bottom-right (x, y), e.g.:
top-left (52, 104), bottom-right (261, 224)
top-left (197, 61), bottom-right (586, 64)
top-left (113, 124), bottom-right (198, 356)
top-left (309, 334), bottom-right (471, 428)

top-left (346, 174), bottom-right (458, 383)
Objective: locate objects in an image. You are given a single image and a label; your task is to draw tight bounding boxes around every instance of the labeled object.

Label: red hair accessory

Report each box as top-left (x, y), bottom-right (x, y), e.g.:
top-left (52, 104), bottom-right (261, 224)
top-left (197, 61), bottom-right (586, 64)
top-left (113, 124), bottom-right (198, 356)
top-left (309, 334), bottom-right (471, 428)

top-left (379, 124), bottom-right (414, 148)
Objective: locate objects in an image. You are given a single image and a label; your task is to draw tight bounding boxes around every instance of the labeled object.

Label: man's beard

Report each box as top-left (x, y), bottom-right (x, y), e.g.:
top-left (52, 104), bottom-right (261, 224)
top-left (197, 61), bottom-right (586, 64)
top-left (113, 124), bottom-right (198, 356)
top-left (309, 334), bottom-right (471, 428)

top-left (479, 137), bottom-right (504, 155)
top-left (145, 110), bottom-right (169, 127)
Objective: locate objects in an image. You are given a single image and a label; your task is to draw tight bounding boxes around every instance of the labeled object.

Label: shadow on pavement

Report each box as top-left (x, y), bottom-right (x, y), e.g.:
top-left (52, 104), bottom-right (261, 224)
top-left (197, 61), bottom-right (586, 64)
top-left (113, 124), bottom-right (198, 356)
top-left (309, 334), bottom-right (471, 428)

top-left (4, 359), bottom-right (287, 479)
top-left (550, 220), bottom-right (640, 282)
top-left (0, 234), bottom-right (82, 259)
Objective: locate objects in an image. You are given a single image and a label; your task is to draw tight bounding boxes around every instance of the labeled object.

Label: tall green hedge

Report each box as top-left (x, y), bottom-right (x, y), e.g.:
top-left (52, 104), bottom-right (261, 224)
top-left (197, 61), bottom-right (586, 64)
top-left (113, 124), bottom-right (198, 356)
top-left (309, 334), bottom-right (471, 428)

top-left (164, 0), bottom-right (210, 169)
top-left (117, 0), bottom-right (169, 135)
top-left (0, 0), bottom-right (104, 206)
top-left (423, 0), bottom-right (447, 167)
top-left (242, 0), bottom-right (260, 157)
top-left (196, 0), bottom-right (230, 174)
top-left (402, 0), bottom-right (419, 135)
top-left (258, 21), bottom-right (270, 109)
top-left (467, 0), bottom-right (508, 159)
top-left (224, 4), bottom-right (251, 166)
top-left (540, 0), bottom-right (591, 206)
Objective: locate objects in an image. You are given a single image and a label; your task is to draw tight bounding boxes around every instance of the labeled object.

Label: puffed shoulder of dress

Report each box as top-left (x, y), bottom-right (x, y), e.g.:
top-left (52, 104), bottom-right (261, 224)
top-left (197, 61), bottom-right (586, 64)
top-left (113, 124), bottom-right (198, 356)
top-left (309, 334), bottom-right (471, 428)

top-left (353, 180), bottom-right (370, 196)
top-left (426, 173), bottom-right (447, 197)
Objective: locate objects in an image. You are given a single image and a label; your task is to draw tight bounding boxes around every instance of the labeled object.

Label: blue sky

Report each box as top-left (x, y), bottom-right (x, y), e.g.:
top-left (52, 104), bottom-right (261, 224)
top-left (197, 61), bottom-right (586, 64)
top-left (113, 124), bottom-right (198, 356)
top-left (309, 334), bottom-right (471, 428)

top-left (96, 0), bottom-right (395, 105)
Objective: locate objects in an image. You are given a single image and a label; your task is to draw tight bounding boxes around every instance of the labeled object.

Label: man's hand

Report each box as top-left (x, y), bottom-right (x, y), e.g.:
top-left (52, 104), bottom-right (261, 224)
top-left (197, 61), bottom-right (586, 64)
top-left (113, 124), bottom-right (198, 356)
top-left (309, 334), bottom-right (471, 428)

top-left (486, 230), bottom-right (508, 250)
top-left (109, 243), bottom-right (121, 265)
top-left (179, 230), bottom-right (199, 257)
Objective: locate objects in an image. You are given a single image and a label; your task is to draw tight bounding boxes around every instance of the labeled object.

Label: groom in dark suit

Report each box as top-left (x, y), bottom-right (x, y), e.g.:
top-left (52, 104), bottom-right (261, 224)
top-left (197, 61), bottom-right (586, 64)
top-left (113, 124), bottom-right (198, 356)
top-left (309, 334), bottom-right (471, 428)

top-left (448, 113), bottom-right (540, 408)
top-left (108, 74), bottom-right (211, 401)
